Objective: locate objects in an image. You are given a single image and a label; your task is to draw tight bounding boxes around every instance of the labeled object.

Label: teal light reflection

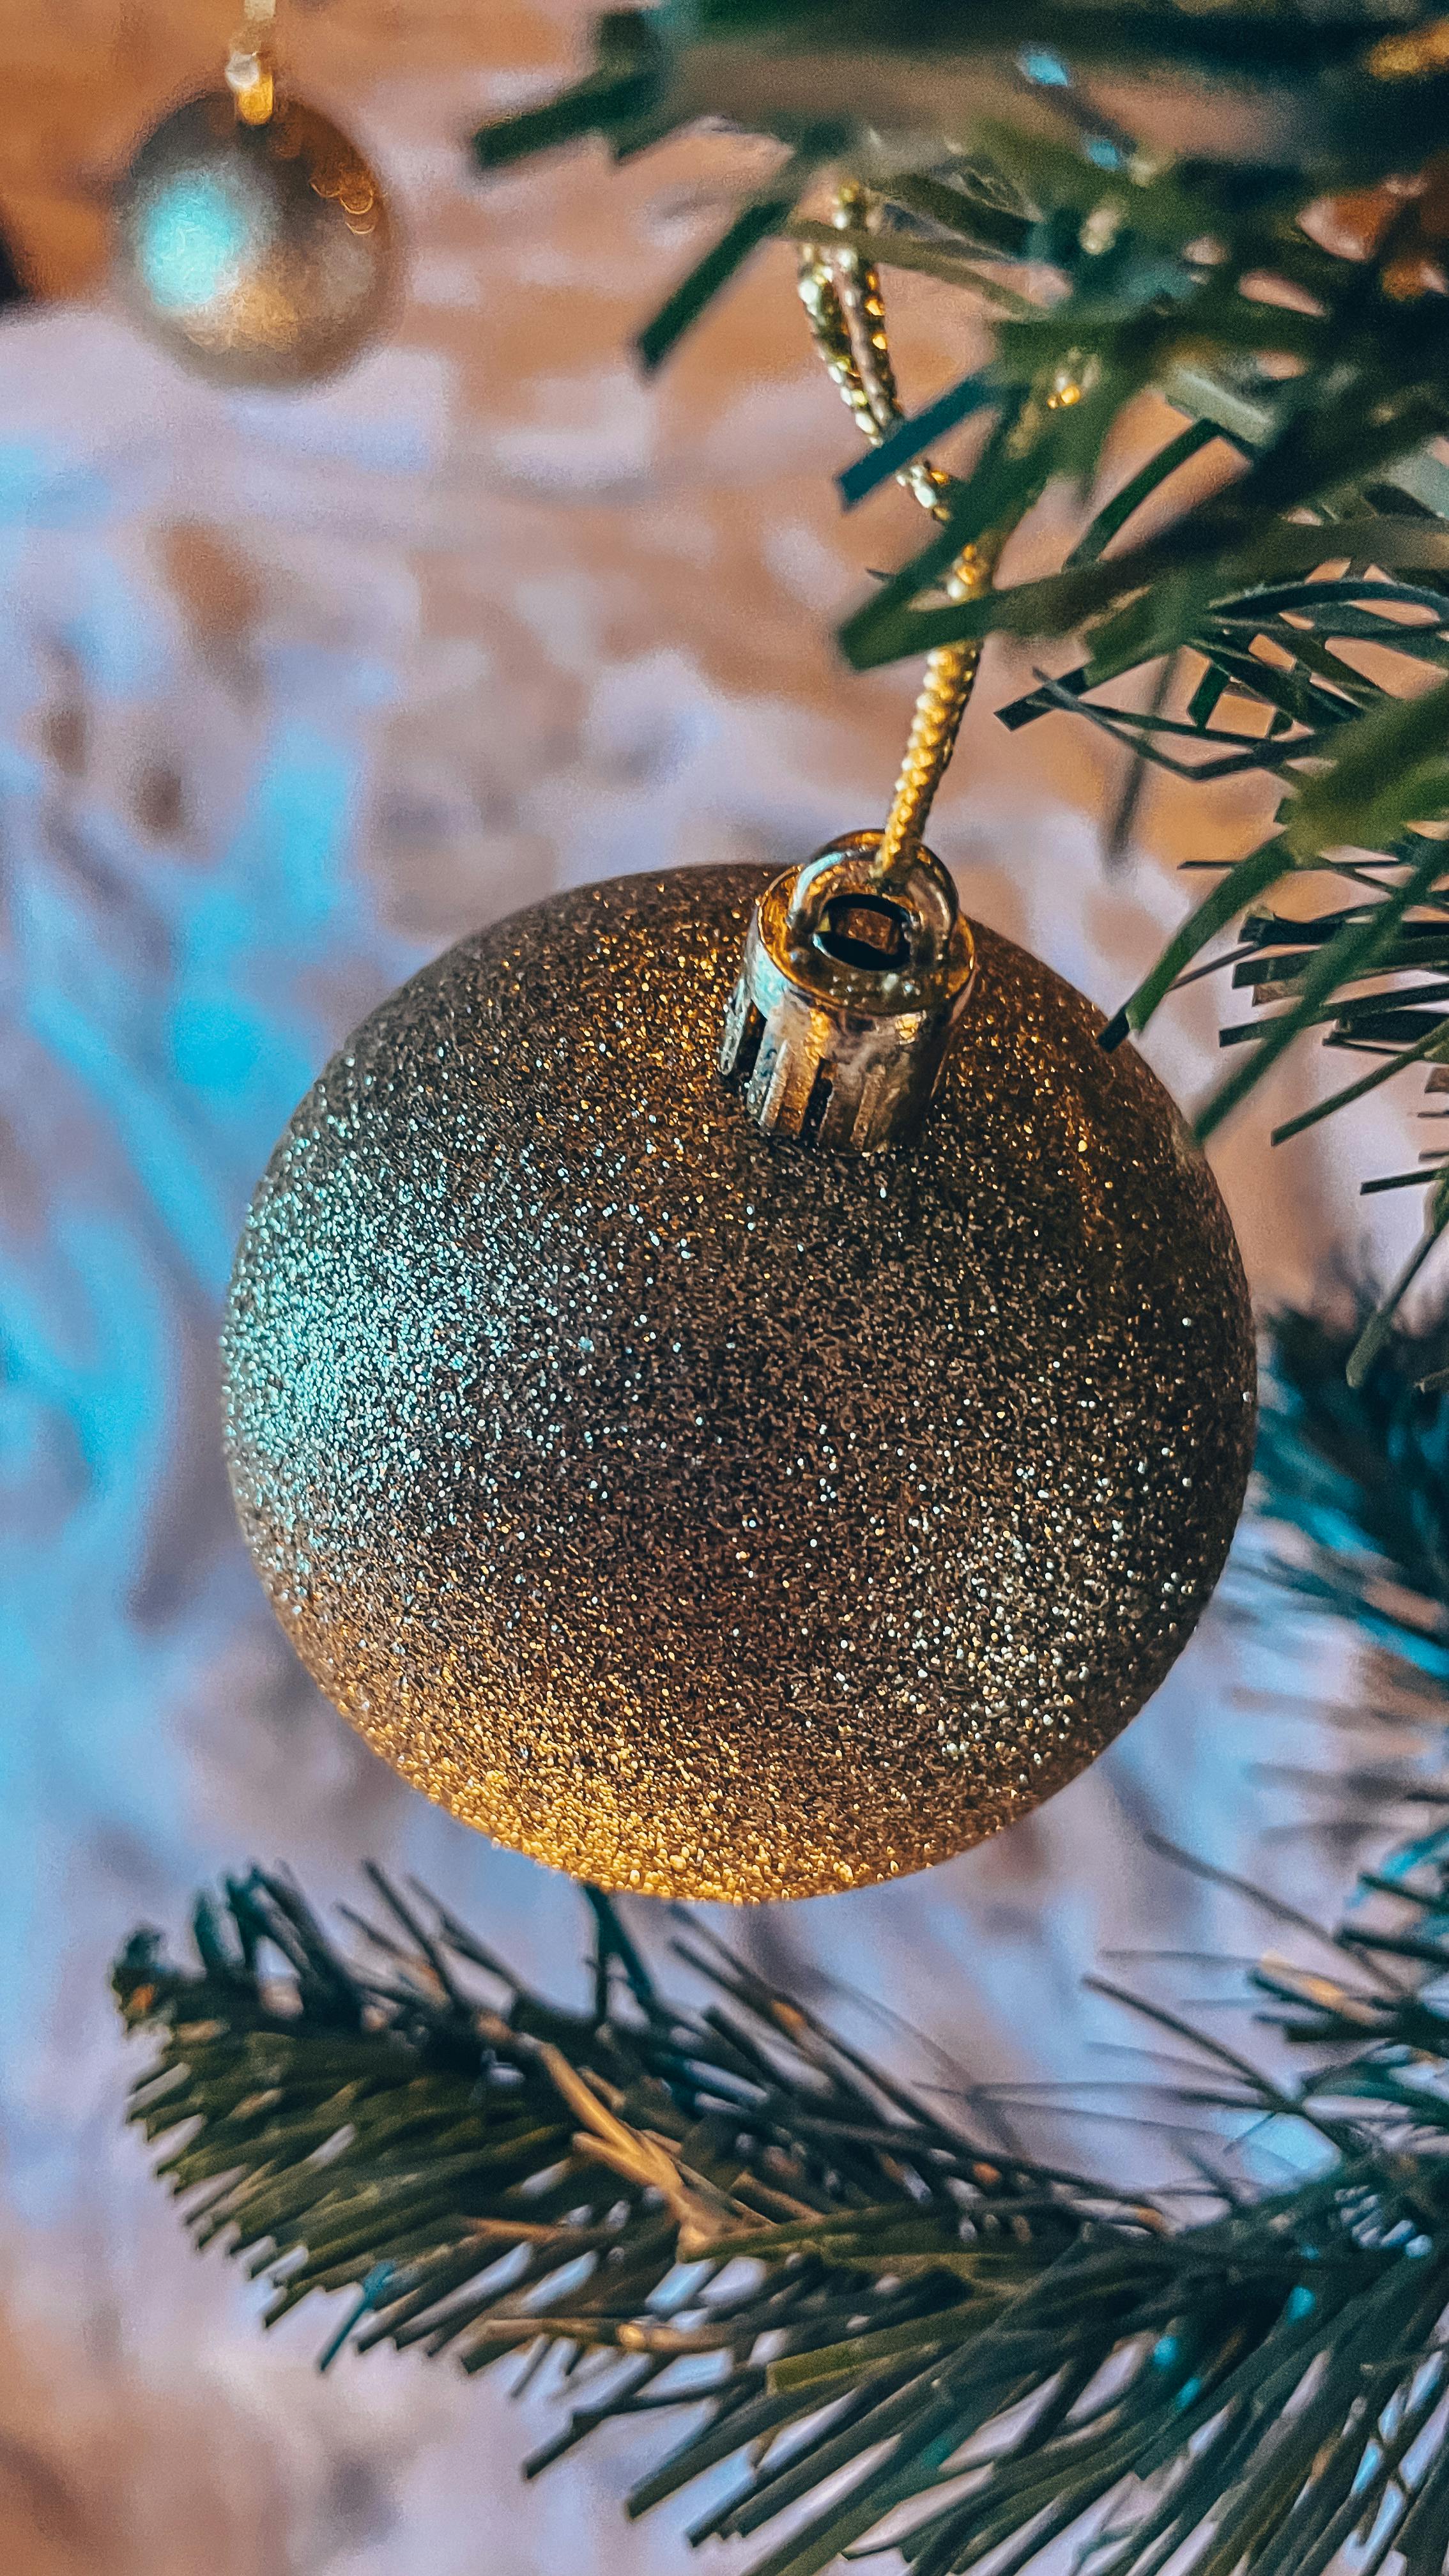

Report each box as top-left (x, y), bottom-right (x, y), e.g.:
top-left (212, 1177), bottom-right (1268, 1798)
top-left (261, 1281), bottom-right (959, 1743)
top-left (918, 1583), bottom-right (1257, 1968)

top-left (139, 171), bottom-right (253, 313)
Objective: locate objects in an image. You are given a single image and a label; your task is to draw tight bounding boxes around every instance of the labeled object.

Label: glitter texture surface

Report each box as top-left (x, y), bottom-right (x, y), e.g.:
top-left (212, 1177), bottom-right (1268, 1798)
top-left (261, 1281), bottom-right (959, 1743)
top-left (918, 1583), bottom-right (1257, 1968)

top-left (222, 866), bottom-right (1255, 1902)
top-left (113, 92), bottom-right (393, 389)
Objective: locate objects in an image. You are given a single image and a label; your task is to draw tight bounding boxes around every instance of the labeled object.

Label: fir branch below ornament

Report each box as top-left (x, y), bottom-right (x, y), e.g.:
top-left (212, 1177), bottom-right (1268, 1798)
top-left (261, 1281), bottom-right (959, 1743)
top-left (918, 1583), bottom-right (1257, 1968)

top-left (116, 1307), bottom-right (1449, 2575)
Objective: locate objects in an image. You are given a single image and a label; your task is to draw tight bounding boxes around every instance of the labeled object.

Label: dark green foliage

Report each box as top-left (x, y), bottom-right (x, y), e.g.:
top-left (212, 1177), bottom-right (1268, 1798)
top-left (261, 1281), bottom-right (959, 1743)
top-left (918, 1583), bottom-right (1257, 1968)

top-left (1258, 1296), bottom-right (1449, 1662)
top-left (474, 4), bottom-right (1449, 180)
top-left (475, 4), bottom-right (1449, 1338)
top-left (116, 1310), bottom-right (1449, 2575)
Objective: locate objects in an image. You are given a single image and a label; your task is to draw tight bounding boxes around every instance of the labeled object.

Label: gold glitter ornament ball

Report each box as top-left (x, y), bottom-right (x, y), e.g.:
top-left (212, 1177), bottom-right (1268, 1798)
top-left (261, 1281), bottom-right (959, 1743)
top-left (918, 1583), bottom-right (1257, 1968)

top-left (112, 92), bottom-right (393, 388)
top-left (223, 867), bottom-right (1255, 1903)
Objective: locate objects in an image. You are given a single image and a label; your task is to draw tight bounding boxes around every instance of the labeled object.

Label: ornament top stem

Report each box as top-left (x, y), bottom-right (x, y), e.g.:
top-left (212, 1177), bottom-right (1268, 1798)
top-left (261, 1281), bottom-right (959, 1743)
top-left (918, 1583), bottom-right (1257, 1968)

top-left (722, 183), bottom-right (1007, 1154)
top-left (719, 833), bottom-right (976, 1153)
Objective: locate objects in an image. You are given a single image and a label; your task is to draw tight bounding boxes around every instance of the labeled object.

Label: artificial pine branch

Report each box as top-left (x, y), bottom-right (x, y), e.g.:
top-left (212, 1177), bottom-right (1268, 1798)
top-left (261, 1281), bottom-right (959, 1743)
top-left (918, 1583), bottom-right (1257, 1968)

top-left (114, 1867), bottom-right (1128, 2378)
top-left (473, 5), bottom-right (1449, 1340)
top-left (116, 1305), bottom-right (1449, 2573)
top-left (112, 1851), bottom-right (1449, 2573)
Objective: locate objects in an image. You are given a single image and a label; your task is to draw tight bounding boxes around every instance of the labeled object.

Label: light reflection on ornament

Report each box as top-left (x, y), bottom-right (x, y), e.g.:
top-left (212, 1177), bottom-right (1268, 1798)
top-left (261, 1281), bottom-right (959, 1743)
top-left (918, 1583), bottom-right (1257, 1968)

top-left (137, 170), bottom-right (255, 313)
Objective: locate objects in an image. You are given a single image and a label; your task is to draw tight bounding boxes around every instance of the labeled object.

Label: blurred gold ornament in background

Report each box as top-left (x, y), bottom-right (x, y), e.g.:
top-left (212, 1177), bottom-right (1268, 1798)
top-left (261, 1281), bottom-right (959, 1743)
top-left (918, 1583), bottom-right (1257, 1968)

top-left (222, 866), bottom-right (1255, 1905)
top-left (112, 88), bottom-right (393, 387)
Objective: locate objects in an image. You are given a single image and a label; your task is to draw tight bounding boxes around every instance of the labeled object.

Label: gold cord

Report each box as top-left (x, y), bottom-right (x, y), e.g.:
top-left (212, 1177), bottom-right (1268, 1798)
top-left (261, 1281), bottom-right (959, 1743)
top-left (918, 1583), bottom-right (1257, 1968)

top-left (877, 548), bottom-right (995, 884)
top-left (795, 183), bottom-right (952, 521)
top-left (797, 181), bottom-right (998, 884)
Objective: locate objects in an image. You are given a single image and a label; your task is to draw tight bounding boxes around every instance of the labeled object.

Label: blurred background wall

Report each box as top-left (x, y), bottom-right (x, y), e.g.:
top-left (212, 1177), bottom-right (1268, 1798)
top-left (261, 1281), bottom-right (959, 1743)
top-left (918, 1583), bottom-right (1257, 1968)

top-left (0, 3), bottom-right (1429, 2569)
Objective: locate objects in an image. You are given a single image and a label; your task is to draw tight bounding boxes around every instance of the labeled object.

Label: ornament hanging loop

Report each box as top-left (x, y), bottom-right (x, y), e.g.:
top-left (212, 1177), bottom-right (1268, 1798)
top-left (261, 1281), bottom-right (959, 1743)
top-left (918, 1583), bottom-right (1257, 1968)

top-left (785, 838), bottom-right (956, 979)
top-left (723, 181), bottom-right (997, 1151)
top-left (875, 540), bottom-right (1000, 891)
top-left (720, 833), bottom-right (976, 1154)
top-left (794, 178), bottom-right (1002, 901)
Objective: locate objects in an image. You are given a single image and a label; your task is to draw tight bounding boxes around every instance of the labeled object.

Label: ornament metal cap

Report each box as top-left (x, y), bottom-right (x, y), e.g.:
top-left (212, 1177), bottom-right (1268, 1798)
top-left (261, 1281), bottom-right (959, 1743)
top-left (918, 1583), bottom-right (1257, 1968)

top-left (719, 832), bottom-right (976, 1152)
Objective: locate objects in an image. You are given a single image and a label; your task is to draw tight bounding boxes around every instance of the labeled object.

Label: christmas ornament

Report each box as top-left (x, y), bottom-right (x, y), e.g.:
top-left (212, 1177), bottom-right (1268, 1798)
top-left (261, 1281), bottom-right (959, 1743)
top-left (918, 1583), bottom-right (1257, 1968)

top-left (112, 1), bottom-right (392, 388)
top-left (222, 197), bottom-right (1254, 1903)
top-left (224, 860), bottom-right (1254, 1902)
